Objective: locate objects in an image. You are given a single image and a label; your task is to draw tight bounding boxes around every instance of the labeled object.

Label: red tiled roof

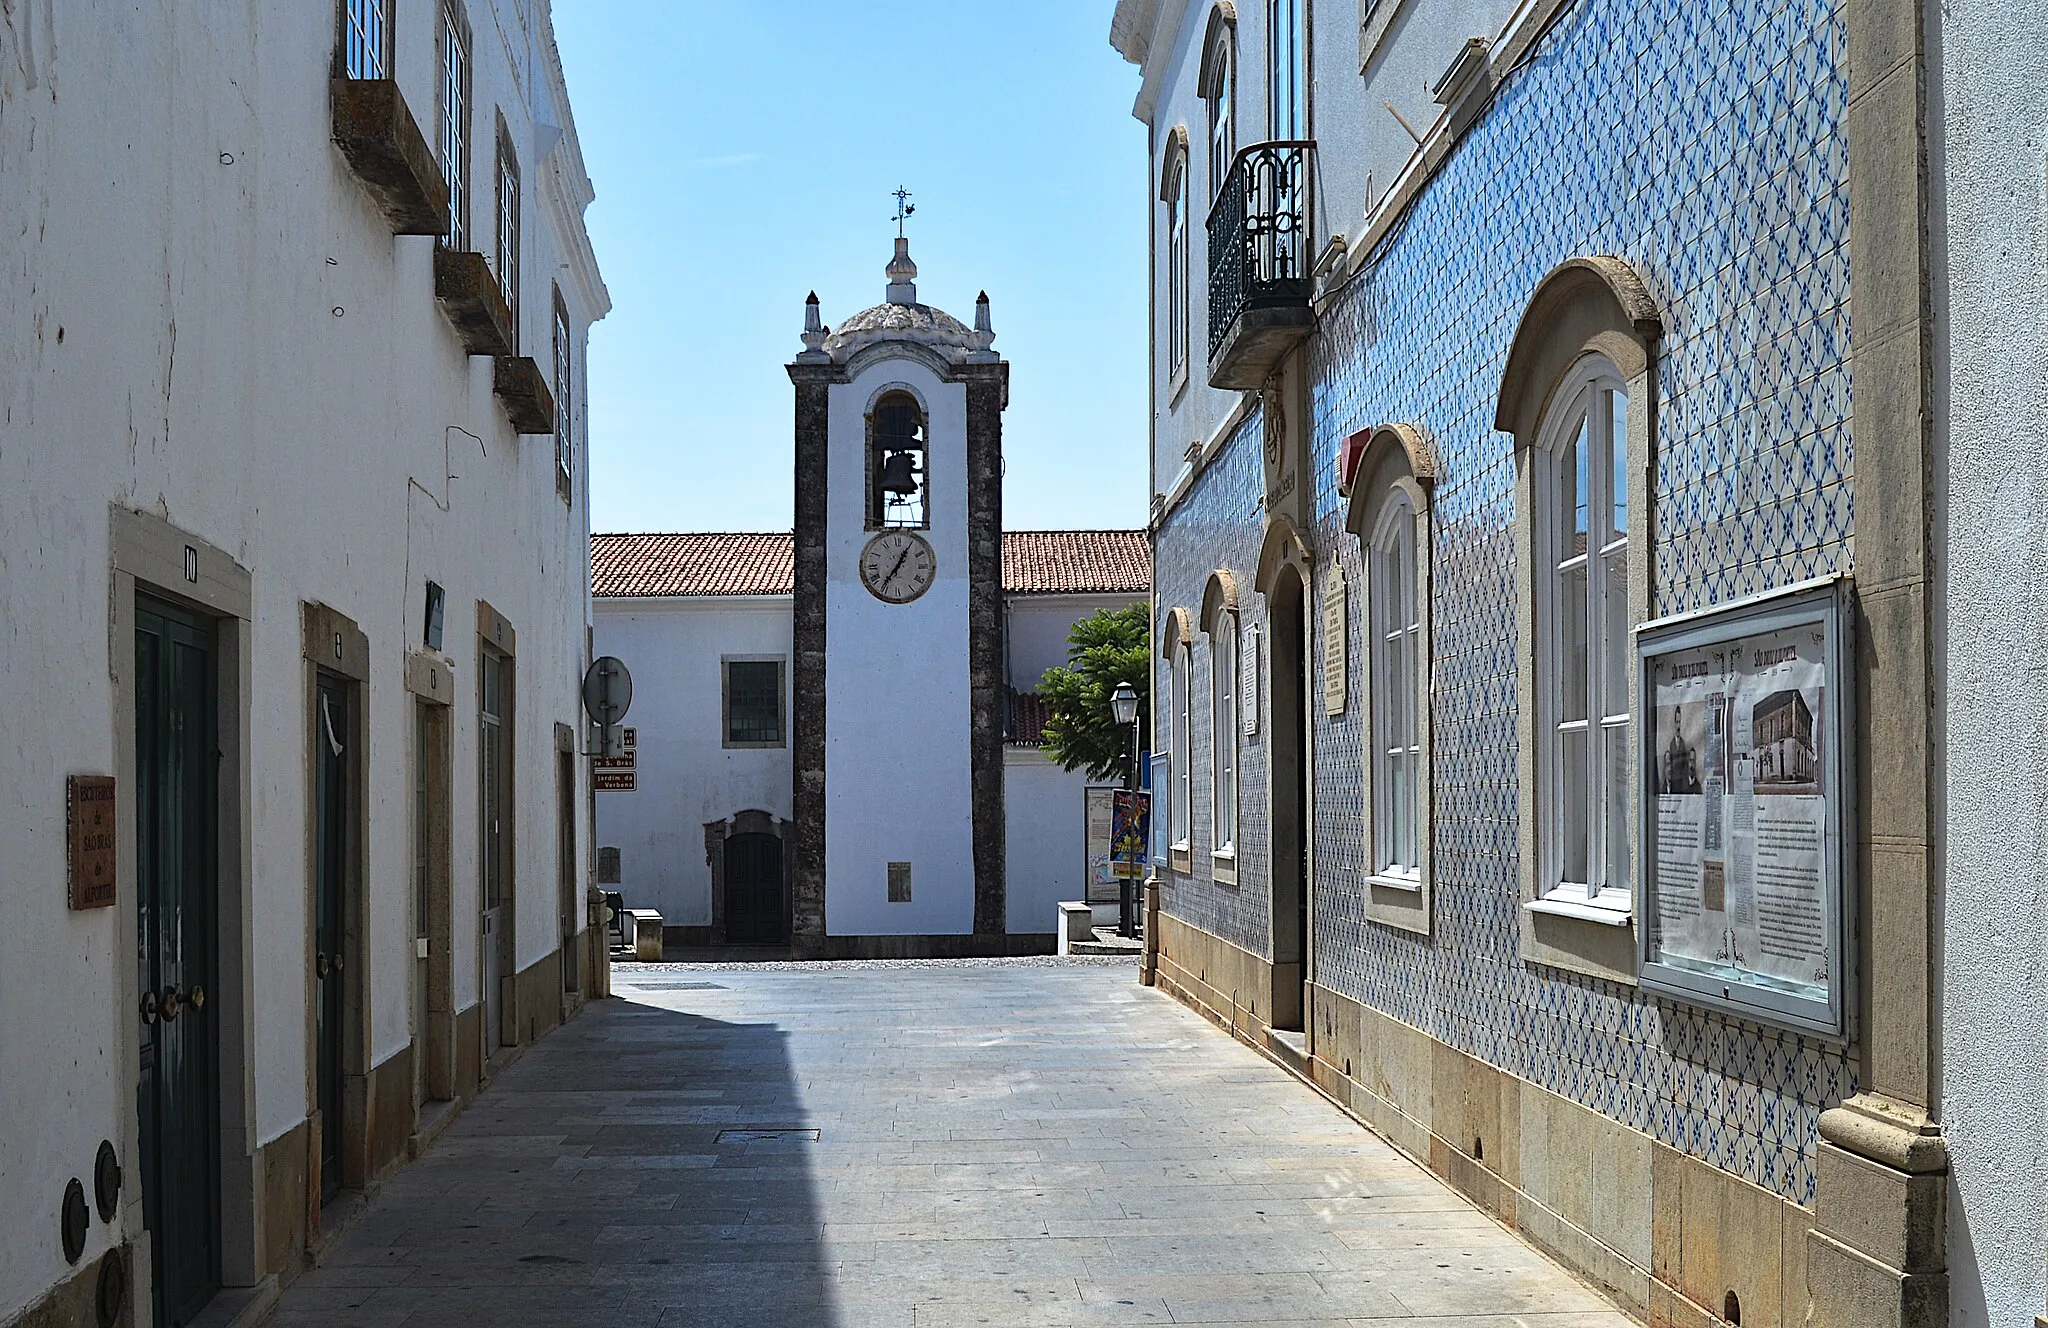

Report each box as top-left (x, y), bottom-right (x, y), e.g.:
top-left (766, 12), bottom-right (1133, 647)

top-left (590, 532), bottom-right (793, 598)
top-left (590, 530), bottom-right (1151, 598)
top-left (1010, 691), bottom-right (1051, 746)
top-left (999, 530), bottom-right (1152, 596)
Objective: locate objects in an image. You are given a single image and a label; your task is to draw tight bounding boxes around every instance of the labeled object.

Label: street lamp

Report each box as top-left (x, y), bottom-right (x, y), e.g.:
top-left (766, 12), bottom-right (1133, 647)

top-left (1109, 682), bottom-right (1141, 938)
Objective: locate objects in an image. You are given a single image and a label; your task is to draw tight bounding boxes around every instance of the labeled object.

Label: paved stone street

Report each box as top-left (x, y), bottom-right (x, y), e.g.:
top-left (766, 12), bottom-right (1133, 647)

top-left (268, 959), bottom-right (1632, 1327)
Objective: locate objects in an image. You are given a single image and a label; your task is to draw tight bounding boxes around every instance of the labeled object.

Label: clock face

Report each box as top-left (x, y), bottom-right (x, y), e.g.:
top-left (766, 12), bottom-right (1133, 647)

top-left (859, 531), bottom-right (937, 604)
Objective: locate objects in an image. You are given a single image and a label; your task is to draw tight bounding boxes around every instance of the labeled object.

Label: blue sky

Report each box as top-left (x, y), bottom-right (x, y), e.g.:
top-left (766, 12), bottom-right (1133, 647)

top-left (554, 5), bottom-right (1151, 535)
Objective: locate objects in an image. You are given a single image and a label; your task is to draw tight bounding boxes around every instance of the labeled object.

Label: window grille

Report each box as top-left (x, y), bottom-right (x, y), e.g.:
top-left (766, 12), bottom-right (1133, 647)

top-left (725, 660), bottom-right (783, 747)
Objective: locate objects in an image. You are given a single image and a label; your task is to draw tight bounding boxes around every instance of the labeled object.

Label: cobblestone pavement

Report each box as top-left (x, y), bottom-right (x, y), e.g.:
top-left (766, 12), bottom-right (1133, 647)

top-left (267, 958), bottom-right (1632, 1327)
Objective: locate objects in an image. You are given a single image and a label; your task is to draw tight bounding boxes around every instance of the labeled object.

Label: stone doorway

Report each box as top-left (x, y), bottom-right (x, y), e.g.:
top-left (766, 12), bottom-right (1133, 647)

top-left (704, 810), bottom-right (793, 946)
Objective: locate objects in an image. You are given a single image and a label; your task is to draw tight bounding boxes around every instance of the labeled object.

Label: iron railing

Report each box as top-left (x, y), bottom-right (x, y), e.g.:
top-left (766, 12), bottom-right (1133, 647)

top-left (1206, 139), bottom-right (1314, 360)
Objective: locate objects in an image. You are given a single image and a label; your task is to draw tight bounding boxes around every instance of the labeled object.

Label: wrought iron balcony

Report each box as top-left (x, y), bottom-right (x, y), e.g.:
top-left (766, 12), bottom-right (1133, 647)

top-left (1206, 140), bottom-right (1315, 389)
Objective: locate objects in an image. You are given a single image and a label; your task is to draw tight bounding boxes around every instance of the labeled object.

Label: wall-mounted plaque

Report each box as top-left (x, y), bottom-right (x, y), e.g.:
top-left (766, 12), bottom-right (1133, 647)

top-left (1241, 623), bottom-right (1261, 737)
top-left (68, 776), bottom-right (118, 909)
top-left (1637, 577), bottom-right (1851, 1036)
top-left (1322, 564), bottom-right (1347, 715)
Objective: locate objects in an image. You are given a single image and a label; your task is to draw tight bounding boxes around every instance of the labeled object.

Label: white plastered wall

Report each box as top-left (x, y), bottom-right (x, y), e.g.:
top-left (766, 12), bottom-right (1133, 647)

top-left (823, 359), bottom-right (977, 936)
top-left (592, 598), bottom-right (794, 925)
top-left (0, 0), bottom-right (605, 1313)
top-left (1931, 0), bottom-right (2048, 1321)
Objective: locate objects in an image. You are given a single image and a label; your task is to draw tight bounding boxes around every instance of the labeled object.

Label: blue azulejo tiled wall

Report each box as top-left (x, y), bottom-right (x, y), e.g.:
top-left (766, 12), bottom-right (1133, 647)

top-left (1154, 0), bottom-right (1856, 1204)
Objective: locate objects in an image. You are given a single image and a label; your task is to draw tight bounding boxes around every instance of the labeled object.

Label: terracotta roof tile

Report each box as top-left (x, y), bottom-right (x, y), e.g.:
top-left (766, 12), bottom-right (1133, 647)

top-left (590, 532), bottom-right (794, 598)
top-left (1010, 691), bottom-right (1052, 746)
top-left (591, 530), bottom-right (1151, 599)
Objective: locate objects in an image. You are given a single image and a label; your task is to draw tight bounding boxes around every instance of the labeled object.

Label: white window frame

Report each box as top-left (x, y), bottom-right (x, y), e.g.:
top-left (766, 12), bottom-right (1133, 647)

top-left (1267, 0), bottom-right (1307, 140)
top-left (436, 0), bottom-right (471, 252)
top-left (341, 0), bottom-right (391, 80)
top-left (1171, 640), bottom-right (1193, 854)
top-left (1209, 612), bottom-right (1238, 858)
top-left (1534, 362), bottom-right (1633, 916)
top-left (1166, 156), bottom-right (1190, 384)
top-left (1206, 38), bottom-right (1235, 202)
top-left (494, 121), bottom-right (521, 342)
top-left (1367, 494), bottom-right (1421, 887)
top-left (552, 291), bottom-right (574, 499)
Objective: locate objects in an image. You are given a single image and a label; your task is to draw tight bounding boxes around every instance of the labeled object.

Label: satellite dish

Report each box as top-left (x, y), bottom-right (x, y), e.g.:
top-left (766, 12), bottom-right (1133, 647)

top-left (581, 656), bottom-right (633, 727)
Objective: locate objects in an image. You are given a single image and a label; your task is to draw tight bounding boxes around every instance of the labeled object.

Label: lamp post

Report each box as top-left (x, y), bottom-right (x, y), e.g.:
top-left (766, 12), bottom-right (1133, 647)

top-left (1110, 681), bottom-right (1140, 939)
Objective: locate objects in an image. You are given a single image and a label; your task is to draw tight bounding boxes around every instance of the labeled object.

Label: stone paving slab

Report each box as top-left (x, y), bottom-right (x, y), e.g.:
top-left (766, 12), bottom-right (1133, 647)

top-left (264, 959), bottom-right (1633, 1327)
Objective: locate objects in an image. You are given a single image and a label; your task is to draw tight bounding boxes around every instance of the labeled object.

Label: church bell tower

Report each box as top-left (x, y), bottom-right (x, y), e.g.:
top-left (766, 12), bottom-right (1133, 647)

top-left (785, 236), bottom-right (1009, 957)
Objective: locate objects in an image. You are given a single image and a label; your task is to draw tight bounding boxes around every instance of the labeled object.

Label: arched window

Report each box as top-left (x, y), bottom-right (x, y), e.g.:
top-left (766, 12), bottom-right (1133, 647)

top-left (1198, 5), bottom-right (1238, 202)
top-left (1537, 364), bottom-right (1631, 911)
top-left (1343, 423), bottom-right (1436, 934)
top-left (1172, 638), bottom-right (1193, 850)
top-left (1165, 154), bottom-right (1191, 379)
top-left (1368, 493), bottom-right (1419, 880)
top-left (867, 391), bottom-right (927, 529)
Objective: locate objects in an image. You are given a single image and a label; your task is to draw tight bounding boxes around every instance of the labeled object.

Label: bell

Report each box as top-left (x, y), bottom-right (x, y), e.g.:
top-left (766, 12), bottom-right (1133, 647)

top-left (878, 451), bottom-right (918, 495)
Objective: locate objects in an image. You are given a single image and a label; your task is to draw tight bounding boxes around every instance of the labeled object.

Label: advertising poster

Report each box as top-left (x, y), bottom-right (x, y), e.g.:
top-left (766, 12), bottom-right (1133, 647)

top-left (1645, 618), bottom-right (1831, 1006)
top-left (1111, 791), bottom-right (1150, 880)
top-left (1084, 787), bottom-right (1119, 903)
top-left (1148, 755), bottom-right (1171, 864)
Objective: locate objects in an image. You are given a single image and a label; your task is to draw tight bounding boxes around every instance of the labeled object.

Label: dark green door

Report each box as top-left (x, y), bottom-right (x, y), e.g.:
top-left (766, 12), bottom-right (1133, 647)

top-left (135, 597), bottom-right (220, 1328)
top-left (314, 674), bottom-right (350, 1202)
top-left (725, 833), bottom-right (785, 945)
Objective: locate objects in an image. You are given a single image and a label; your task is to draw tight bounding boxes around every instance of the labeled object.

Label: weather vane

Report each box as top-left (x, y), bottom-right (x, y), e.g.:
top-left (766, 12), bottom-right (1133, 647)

top-left (892, 186), bottom-right (916, 237)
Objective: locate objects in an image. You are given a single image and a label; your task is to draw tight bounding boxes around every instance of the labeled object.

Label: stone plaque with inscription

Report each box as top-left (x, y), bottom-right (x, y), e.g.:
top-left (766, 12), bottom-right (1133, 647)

top-left (67, 775), bottom-right (117, 909)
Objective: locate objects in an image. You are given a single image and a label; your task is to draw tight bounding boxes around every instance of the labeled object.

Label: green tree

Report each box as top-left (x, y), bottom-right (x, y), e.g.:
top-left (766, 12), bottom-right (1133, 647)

top-left (1037, 603), bottom-right (1152, 784)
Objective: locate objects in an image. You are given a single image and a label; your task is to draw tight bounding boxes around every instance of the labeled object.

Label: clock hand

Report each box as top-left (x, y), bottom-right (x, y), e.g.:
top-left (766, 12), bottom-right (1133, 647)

top-left (883, 546), bottom-right (911, 586)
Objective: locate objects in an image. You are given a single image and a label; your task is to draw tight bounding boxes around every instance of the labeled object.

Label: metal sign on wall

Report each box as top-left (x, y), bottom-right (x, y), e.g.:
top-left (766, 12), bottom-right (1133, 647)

top-left (67, 775), bottom-right (117, 909)
top-left (595, 726), bottom-right (637, 791)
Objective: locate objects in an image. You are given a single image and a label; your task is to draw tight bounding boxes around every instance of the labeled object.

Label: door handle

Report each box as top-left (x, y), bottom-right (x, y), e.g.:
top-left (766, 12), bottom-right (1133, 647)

top-left (189, 984), bottom-right (206, 1012)
top-left (315, 952), bottom-right (330, 979)
top-left (159, 986), bottom-right (182, 1022)
top-left (140, 990), bottom-right (159, 1024)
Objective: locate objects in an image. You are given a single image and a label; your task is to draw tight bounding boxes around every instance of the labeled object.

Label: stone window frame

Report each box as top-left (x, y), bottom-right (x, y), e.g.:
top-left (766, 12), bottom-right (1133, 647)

top-left (1161, 125), bottom-right (1193, 399)
top-left (1201, 572), bottom-right (1242, 883)
top-left (1198, 4), bottom-right (1238, 204)
top-left (1342, 423), bottom-right (1437, 936)
top-left (1497, 256), bottom-right (1662, 984)
top-left (720, 654), bottom-right (787, 750)
top-left (1160, 605), bottom-right (1196, 875)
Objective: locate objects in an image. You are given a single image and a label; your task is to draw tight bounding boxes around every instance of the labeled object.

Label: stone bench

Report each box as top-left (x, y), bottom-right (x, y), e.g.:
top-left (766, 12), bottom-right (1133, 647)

top-left (624, 908), bottom-right (664, 962)
top-left (1056, 901), bottom-right (1094, 956)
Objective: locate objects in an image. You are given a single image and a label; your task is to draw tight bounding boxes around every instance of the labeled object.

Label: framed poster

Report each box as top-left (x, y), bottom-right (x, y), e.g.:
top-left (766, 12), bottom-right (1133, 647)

top-left (1636, 576), bottom-right (1851, 1036)
top-left (1084, 786), bottom-right (1120, 903)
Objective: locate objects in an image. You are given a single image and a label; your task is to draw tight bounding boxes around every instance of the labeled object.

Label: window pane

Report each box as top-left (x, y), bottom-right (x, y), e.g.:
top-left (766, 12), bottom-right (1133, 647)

top-left (1559, 562), bottom-right (1588, 723)
top-left (1601, 549), bottom-right (1629, 719)
top-left (1389, 752), bottom-right (1409, 871)
top-left (1609, 388), bottom-right (1629, 543)
top-left (1560, 418), bottom-right (1590, 560)
top-left (1601, 722), bottom-right (1631, 898)
top-left (727, 662), bottom-right (781, 744)
top-left (1559, 728), bottom-right (1589, 888)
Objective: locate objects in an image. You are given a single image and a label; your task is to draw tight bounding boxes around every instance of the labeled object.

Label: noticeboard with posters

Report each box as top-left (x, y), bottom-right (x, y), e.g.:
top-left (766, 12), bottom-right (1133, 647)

top-left (1084, 787), bottom-right (1120, 904)
top-left (1636, 576), bottom-right (1851, 1037)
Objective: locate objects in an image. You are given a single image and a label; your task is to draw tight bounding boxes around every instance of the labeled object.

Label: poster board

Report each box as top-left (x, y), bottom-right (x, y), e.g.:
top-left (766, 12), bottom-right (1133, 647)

top-left (1636, 576), bottom-right (1851, 1036)
top-left (1084, 786), bottom-right (1120, 903)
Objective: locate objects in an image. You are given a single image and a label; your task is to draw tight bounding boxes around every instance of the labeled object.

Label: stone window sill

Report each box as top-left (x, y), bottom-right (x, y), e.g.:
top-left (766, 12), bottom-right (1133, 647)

top-left (1367, 873), bottom-right (1422, 894)
top-left (1524, 895), bottom-right (1633, 926)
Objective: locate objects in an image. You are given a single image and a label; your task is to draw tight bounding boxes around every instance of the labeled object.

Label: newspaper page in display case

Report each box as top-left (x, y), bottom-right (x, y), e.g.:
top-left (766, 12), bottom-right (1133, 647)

top-left (1639, 578), bottom-right (1848, 1035)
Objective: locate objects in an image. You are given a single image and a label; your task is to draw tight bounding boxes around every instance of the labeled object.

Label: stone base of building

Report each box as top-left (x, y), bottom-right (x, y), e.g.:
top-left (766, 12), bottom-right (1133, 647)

top-left (5, 1246), bottom-right (132, 1328)
top-left (790, 932), bottom-right (1056, 960)
top-left (1153, 912), bottom-right (1830, 1328)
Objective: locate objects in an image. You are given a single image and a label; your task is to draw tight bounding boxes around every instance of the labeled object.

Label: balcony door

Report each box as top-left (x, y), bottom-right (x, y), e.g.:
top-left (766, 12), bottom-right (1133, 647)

top-left (1268, 0), bottom-right (1307, 140)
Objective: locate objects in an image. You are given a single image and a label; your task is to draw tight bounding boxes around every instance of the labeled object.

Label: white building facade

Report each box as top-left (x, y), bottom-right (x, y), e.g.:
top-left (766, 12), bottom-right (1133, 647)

top-left (0, 2), bottom-right (607, 1324)
top-left (592, 526), bottom-right (1150, 953)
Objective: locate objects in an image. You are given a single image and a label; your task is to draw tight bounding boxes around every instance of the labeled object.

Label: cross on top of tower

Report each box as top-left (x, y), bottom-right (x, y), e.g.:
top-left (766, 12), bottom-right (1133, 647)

top-left (892, 187), bottom-right (915, 237)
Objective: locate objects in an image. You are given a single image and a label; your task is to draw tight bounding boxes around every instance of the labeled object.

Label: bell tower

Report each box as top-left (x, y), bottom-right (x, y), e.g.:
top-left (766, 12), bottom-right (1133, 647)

top-left (786, 236), bottom-right (1009, 957)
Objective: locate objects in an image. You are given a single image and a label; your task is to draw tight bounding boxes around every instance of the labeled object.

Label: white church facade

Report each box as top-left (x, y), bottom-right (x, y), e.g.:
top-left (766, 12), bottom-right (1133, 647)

top-left (593, 244), bottom-right (1148, 956)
